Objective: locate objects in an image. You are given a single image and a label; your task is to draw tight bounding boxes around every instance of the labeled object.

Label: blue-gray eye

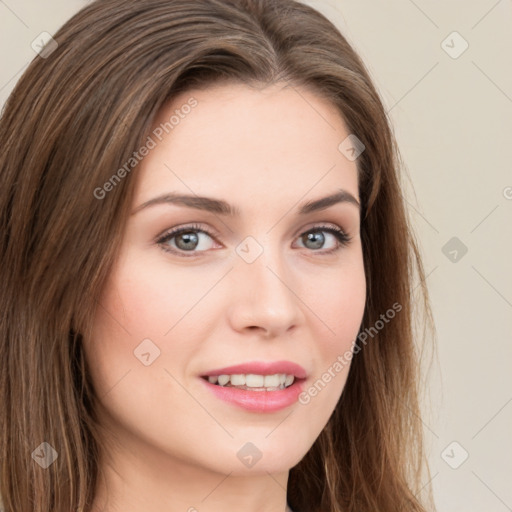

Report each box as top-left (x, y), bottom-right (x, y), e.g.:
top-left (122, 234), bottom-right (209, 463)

top-left (297, 227), bottom-right (350, 251)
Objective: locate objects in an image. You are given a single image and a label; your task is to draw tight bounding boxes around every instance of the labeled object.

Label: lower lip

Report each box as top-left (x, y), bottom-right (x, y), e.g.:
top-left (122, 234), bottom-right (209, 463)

top-left (200, 378), bottom-right (305, 413)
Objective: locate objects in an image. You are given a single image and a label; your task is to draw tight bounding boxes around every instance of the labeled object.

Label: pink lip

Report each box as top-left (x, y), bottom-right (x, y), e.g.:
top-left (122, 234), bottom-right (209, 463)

top-left (199, 377), bottom-right (305, 413)
top-left (200, 360), bottom-right (307, 379)
top-left (199, 360), bottom-right (307, 413)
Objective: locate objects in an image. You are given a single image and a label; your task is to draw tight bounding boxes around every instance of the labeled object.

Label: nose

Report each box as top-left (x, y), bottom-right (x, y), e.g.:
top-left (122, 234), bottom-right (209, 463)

top-left (227, 244), bottom-right (304, 338)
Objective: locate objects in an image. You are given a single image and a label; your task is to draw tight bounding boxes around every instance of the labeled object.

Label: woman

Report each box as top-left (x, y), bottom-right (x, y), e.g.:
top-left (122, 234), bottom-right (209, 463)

top-left (0, 0), bottom-right (435, 511)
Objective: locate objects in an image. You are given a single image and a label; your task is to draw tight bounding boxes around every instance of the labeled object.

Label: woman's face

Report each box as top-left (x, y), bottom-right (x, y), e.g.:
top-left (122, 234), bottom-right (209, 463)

top-left (86, 81), bottom-right (366, 478)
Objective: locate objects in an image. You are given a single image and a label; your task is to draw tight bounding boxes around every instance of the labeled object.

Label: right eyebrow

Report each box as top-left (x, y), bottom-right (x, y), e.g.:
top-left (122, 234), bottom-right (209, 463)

top-left (131, 193), bottom-right (240, 216)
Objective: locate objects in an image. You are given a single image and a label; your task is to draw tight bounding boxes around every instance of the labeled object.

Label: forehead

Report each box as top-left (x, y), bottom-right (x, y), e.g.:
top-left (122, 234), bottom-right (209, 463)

top-left (134, 82), bottom-right (359, 211)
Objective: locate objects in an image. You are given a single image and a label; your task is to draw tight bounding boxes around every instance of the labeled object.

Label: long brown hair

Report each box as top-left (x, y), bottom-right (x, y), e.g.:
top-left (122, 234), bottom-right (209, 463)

top-left (0, 1), bottom-right (435, 510)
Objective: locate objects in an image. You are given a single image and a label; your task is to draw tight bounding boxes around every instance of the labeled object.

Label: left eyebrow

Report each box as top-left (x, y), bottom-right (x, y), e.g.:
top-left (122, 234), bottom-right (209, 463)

top-left (298, 189), bottom-right (360, 214)
top-left (131, 189), bottom-right (360, 216)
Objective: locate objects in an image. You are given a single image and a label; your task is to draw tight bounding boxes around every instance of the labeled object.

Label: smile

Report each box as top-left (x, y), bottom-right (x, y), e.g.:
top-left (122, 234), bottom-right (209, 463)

top-left (199, 361), bottom-right (307, 412)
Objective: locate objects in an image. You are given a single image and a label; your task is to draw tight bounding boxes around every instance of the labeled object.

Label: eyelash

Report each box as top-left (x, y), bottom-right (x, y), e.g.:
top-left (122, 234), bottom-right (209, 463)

top-left (156, 223), bottom-right (352, 258)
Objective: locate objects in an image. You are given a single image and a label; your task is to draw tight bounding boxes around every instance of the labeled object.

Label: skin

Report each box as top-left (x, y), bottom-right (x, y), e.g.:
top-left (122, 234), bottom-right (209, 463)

top-left (85, 81), bottom-right (366, 512)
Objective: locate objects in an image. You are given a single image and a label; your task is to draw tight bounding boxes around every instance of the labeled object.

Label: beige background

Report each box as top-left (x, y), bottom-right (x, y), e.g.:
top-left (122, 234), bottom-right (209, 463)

top-left (1, 0), bottom-right (511, 510)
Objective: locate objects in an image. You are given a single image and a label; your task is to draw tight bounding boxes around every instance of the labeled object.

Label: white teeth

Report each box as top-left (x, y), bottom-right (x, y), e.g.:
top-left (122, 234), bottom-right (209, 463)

top-left (217, 374), bottom-right (230, 386)
top-left (245, 374), bottom-right (264, 387)
top-left (206, 373), bottom-right (296, 389)
top-left (230, 374), bottom-right (245, 386)
top-left (263, 374), bottom-right (280, 387)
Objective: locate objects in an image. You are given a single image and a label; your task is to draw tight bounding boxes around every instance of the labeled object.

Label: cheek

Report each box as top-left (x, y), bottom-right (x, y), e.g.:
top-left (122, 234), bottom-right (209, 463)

top-left (95, 251), bottom-right (217, 341)
top-left (85, 251), bottom-right (224, 393)
top-left (83, 255), bottom-right (210, 451)
top-left (305, 255), bottom-right (366, 353)
top-left (294, 255), bottom-right (366, 423)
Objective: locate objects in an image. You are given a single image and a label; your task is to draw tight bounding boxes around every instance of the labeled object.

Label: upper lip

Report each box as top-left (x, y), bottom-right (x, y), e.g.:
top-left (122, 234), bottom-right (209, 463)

top-left (201, 360), bottom-right (307, 379)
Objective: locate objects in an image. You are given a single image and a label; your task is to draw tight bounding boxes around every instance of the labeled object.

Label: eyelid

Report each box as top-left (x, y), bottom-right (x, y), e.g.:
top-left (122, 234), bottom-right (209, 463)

top-left (293, 221), bottom-right (346, 238)
top-left (155, 222), bottom-right (219, 243)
